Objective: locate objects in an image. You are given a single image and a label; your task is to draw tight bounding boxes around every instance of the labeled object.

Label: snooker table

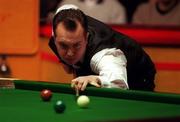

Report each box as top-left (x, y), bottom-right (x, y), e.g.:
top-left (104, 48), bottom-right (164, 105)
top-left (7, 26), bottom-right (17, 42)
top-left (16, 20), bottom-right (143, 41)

top-left (1, 80), bottom-right (180, 122)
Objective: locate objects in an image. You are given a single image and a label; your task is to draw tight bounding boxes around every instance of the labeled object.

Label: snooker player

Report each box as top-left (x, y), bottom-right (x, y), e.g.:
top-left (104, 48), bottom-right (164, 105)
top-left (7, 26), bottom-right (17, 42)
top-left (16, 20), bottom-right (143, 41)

top-left (49, 4), bottom-right (156, 92)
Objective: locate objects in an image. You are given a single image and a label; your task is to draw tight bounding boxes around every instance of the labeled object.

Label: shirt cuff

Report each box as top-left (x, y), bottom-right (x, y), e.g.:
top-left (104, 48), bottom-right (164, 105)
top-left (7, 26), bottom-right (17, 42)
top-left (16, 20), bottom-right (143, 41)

top-left (98, 74), bottom-right (129, 90)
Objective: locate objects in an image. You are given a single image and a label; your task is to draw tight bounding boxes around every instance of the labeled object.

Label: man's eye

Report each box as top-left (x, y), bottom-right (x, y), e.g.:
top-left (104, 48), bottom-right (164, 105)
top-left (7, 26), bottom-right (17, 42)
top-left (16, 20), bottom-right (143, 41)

top-left (74, 43), bottom-right (81, 49)
top-left (60, 43), bottom-right (68, 49)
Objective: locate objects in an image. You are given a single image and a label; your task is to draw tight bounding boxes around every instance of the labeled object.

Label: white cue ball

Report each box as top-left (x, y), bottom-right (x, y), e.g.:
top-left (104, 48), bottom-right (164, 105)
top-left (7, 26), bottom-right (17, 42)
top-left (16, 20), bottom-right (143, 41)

top-left (77, 95), bottom-right (90, 108)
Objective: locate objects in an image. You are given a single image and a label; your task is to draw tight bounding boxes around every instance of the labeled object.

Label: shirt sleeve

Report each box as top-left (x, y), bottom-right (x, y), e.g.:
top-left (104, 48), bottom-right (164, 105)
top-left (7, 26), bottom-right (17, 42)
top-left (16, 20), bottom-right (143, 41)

top-left (90, 48), bottom-right (129, 89)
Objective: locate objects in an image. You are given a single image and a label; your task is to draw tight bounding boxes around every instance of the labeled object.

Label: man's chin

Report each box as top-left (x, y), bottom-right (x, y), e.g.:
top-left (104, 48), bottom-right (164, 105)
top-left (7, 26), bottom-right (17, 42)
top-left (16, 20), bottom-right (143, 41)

top-left (65, 60), bottom-right (77, 65)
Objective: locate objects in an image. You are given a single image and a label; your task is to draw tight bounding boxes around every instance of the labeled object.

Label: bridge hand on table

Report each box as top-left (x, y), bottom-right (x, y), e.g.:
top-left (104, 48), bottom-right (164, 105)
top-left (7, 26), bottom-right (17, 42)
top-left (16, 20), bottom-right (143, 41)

top-left (71, 75), bottom-right (101, 96)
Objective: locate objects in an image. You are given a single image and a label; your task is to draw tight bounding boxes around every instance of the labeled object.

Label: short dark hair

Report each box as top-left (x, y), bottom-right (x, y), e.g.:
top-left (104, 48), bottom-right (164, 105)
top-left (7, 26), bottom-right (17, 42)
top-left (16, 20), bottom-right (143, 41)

top-left (53, 9), bottom-right (88, 36)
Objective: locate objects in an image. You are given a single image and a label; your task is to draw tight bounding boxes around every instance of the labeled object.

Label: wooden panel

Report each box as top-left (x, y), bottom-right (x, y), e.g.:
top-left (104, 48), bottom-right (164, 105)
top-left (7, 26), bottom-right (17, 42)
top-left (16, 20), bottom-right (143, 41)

top-left (6, 53), bottom-right (41, 81)
top-left (145, 47), bottom-right (180, 62)
top-left (40, 59), bottom-right (73, 83)
top-left (145, 47), bottom-right (180, 94)
top-left (155, 71), bottom-right (180, 94)
top-left (0, 0), bottom-right (38, 55)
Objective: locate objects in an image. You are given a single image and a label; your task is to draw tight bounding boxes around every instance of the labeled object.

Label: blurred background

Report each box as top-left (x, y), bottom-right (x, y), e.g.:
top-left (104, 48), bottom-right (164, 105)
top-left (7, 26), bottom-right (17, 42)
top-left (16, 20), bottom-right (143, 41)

top-left (0, 0), bottom-right (180, 94)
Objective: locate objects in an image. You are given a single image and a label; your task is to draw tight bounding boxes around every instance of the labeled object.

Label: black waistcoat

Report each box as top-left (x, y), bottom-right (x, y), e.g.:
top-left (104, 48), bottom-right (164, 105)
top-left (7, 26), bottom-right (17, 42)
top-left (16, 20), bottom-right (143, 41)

top-left (49, 16), bottom-right (156, 91)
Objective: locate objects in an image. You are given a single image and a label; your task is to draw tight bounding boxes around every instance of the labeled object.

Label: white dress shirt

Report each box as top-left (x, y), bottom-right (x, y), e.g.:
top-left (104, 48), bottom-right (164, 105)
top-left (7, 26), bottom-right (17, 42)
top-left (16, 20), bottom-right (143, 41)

top-left (90, 48), bottom-right (129, 89)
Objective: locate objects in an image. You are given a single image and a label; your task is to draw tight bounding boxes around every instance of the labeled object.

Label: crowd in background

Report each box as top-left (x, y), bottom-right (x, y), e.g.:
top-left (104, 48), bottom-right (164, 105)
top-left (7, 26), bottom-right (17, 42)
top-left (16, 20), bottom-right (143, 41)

top-left (40, 0), bottom-right (180, 26)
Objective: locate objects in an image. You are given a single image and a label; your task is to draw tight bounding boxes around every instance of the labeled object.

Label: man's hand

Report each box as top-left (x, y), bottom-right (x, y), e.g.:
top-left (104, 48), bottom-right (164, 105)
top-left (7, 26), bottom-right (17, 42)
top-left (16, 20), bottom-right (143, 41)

top-left (71, 75), bottom-right (101, 91)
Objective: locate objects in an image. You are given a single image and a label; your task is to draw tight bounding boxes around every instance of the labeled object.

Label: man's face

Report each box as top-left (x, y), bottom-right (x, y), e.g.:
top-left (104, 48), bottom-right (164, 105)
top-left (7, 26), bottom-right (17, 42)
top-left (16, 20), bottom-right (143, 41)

top-left (54, 22), bottom-right (87, 65)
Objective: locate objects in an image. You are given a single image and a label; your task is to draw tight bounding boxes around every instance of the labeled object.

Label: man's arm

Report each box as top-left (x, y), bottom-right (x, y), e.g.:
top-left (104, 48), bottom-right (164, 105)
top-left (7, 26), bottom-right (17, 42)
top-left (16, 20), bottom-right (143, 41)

top-left (90, 48), bottom-right (129, 89)
top-left (71, 48), bottom-right (129, 91)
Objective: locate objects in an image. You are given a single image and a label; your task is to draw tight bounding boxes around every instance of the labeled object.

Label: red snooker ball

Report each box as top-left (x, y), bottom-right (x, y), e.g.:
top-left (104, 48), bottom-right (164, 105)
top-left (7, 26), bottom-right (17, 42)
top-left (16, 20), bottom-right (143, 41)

top-left (40, 89), bottom-right (52, 101)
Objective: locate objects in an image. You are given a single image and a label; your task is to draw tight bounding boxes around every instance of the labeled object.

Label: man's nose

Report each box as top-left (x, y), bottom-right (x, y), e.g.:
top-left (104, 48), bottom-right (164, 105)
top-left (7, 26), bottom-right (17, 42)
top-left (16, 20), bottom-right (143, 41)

top-left (67, 49), bottom-right (74, 56)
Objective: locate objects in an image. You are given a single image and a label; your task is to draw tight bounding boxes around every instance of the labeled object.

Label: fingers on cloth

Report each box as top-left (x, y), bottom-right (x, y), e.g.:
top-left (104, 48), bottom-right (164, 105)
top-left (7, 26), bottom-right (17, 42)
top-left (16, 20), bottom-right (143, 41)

top-left (71, 78), bottom-right (88, 91)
